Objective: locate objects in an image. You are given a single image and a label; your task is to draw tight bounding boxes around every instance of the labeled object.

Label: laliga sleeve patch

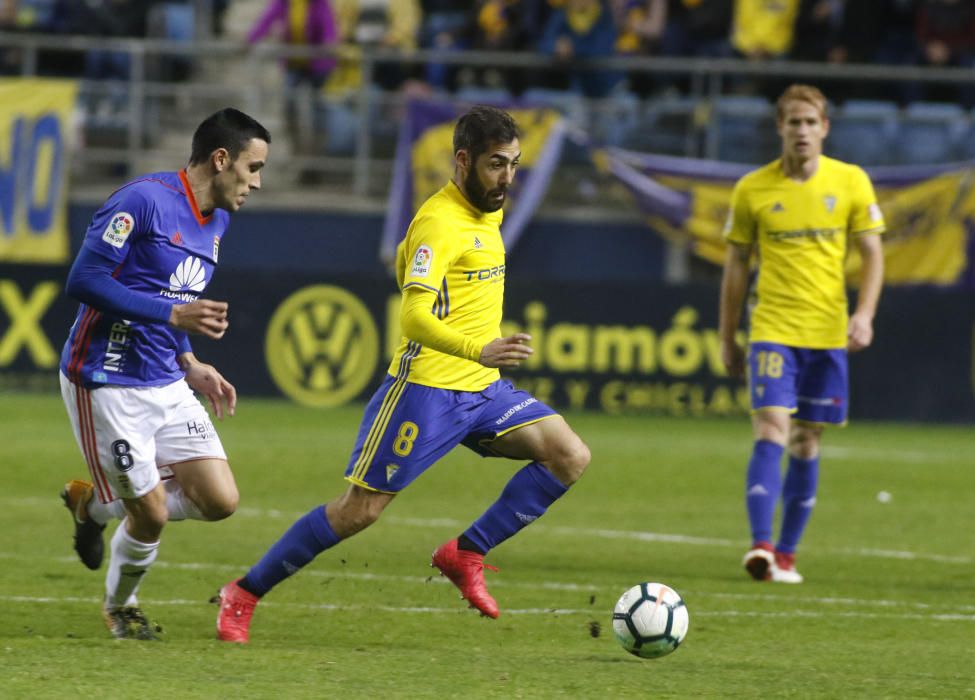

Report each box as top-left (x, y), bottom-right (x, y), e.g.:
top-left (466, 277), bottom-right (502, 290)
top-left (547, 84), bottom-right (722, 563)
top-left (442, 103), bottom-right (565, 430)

top-left (102, 212), bottom-right (135, 248)
top-left (868, 203), bottom-right (883, 223)
top-left (410, 244), bottom-right (433, 278)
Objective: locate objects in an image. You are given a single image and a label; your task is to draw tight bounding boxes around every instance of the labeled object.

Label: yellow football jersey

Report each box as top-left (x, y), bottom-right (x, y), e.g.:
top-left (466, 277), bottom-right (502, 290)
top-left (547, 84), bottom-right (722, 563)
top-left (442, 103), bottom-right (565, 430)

top-left (389, 181), bottom-right (505, 390)
top-left (724, 156), bottom-right (886, 349)
top-left (732, 0), bottom-right (800, 56)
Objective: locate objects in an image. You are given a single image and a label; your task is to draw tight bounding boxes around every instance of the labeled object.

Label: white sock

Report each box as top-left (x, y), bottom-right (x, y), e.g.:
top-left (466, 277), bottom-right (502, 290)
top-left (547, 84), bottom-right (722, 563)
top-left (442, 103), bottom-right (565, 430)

top-left (163, 480), bottom-right (205, 521)
top-left (87, 483), bottom-right (205, 525)
top-left (104, 521), bottom-right (159, 610)
top-left (88, 497), bottom-right (127, 526)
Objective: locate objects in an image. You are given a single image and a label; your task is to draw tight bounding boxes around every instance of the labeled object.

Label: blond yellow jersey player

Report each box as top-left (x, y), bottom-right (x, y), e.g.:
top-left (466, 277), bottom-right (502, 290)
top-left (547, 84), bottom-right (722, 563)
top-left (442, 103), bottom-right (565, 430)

top-left (719, 84), bottom-right (885, 584)
top-left (215, 105), bottom-right (591, 642)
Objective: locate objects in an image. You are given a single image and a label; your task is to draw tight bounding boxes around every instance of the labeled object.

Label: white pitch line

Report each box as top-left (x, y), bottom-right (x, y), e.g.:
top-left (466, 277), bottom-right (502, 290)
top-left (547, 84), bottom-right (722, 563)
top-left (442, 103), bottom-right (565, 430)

top-left (2, 594), bottom-right (974, 623)
top-left (5, 554), bottom-right (974, 614)
top-left (820, 445), bottom-right (951, 463)
top-left (3, 500), bottom-right (971, 565)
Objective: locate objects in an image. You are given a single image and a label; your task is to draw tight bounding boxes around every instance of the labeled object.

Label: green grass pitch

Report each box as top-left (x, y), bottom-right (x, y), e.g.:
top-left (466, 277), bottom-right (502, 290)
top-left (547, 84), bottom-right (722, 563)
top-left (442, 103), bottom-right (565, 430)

top-left (1, 392), bottom-right (973, 699)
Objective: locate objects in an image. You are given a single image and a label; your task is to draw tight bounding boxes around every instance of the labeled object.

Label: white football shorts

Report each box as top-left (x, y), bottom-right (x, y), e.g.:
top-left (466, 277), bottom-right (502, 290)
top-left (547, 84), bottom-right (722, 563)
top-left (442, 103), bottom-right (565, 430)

top-left (60, 372), bottom-right (227, 504)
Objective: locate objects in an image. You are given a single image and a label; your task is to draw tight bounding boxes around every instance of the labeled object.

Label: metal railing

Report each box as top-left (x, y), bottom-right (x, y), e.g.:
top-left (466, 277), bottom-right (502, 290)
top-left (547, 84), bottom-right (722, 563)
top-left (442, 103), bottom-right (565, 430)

top-left (3, 30), bottom-right (974, 206)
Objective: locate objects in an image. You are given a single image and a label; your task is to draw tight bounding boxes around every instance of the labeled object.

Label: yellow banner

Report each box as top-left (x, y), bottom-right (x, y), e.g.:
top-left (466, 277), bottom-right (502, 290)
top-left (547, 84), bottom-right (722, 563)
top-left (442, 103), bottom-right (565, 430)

top-left (868, 171), bottom-right (973, 285)
top-left (615, 155), bottom-right (974, 286)
top-left (0, 78), bottom-right (78, 264)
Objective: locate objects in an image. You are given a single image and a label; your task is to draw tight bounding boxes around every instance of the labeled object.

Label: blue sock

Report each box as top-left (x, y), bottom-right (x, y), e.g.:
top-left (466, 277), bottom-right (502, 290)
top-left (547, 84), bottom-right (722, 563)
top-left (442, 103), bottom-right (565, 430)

top-left (776, 455), bottom-right (819, 554)
top-left (463, 463), bottom-right (568, 554)
top-left (241, 505), bottom-right (340, 597)
top-left (745, 440), bottom-right (785, 545)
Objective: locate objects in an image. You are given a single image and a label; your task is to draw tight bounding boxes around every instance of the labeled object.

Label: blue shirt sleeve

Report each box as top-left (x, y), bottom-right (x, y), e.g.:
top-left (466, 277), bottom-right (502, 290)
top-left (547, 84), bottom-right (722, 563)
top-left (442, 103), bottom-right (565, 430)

top-left (65, 246), bottom-right (173, 324)
top-left (175, 331), bottom-right (192, 356)
top-left (82, 183), bottom-right (154, 262)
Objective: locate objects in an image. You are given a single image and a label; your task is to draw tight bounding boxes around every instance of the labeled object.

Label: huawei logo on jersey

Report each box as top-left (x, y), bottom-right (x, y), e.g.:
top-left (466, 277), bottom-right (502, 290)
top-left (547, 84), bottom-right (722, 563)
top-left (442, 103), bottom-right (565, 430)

top-left (170, 256), bottom-right (207, 292)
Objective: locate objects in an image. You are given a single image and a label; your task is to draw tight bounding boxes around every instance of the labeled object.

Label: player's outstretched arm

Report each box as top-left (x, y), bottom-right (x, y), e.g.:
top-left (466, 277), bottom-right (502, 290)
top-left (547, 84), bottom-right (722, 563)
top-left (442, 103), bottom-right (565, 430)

top-left (478, 334), bottom-right (533, 368)
top-left (178, 352), bottom-right (237, 419)
top-left (718, 242), bottom-right (751, 378)
top-left (170, 299), bottom-right (230, 340)
top-left (848, 233), bottom-right (884, 352)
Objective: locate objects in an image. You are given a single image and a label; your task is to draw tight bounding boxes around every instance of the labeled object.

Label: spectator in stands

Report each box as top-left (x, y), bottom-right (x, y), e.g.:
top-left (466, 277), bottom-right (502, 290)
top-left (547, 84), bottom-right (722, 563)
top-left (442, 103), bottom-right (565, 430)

top-left (0, 0), bottom-right (17, 74)
top-left (873, 0), bottom-right (920, 66)
top-left (248, 0), bottom-right (338, 176)
top-left (333, 0), bottom-right (422, 91)
top-left (9, 0), bottom-right (60, 31)
top-left (619, 0), bottom-right (733, 95)
top-left (419, 0), bottom-right (469, 90)
top-left (731, 0), bottom-right (800, 96)
top-left (248, 0), bottom-right (338, 89)
top-left (829, 0), bottom-right (918, 66)
top-left (615, 0), bottom-right (666, 56)
top-left (915, 0), bottom-right (975, 105)
top-left (54, 0), bottom-right (151, 114)
top-left (731, 0), bottom-right (800, 61)
top-left (657, 0), bottom-right (734, 58)
top-left (538, 0), bottom-right (624, 98)
top-left (0, 0), bottom-right (13, 27)
top-left (824, 0), bottom-right (920, 102)
top-left (791, 0), bottom-right (844, 63)
top-left (453, 0), bottom-right (544, 95)
top-left (212, 0), bottom-right (231, 35)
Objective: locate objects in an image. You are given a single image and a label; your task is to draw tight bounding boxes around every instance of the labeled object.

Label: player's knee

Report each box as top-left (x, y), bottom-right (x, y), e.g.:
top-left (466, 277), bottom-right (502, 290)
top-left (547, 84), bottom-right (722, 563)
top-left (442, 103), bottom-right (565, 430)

top-left (199, 489), bottom-right (239, 521)
top-left (789, 425), bottom-right (822, 459)
top-left (331, 507), bottom-right (380, 538)
top-left (789, 439), bottom-right (820, 461)
top-left (549, 439), bottom-right (591, 486)
top-left (328, 489), bottom-right (387, 537)
top-left (128, 502), bottom-right (168, 540)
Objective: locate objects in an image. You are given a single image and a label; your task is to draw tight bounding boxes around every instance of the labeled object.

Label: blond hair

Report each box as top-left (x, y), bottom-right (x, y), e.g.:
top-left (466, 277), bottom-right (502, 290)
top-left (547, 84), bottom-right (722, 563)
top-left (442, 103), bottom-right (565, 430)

top-left (776, 84), bottom-right (828, 122)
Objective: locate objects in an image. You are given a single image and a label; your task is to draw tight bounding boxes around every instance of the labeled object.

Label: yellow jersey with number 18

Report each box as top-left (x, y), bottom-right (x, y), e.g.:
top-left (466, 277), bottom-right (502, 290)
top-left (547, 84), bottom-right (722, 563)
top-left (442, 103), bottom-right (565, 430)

top-left (723, 156), bottom-right (885, 349)
top-left (389, 181), bottom-right (505, 391)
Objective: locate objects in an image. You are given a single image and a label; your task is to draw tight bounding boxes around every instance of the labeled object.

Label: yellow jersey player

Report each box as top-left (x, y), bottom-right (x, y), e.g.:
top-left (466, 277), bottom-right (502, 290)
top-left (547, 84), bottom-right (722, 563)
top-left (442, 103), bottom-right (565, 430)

top-left (719, 84), bottom-right (885, 584)
top-left (215, 105), bottom-right (591, 642)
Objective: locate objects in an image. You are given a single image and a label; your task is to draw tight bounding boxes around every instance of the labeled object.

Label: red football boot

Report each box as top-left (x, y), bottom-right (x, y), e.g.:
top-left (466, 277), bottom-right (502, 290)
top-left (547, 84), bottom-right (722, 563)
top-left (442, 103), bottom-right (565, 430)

top-left (742, 541), bottom-right (775, 581)
top-left (431, 538), bottom-right (500, 619)
top-left (216, 580), bottom-right (260, 643)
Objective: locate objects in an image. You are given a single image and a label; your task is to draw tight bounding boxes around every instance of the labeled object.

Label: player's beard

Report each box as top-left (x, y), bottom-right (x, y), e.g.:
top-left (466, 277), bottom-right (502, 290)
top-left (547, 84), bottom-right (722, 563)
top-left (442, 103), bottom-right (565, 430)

top-left (465, 167), bottom-right (506, 213)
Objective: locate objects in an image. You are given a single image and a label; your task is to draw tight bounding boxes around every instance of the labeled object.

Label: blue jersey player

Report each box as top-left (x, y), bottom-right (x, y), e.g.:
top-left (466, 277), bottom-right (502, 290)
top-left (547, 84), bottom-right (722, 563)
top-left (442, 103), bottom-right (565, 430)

top-left (59, 108), bottom-right (270, 639)
top-left (215, 105), bottom-right (591, 643)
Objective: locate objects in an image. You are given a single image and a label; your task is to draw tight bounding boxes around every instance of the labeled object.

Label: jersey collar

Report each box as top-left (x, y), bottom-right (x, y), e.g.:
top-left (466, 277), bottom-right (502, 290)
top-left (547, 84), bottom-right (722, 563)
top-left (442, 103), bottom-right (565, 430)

top-left (179, 169), bottom-right (213, 225)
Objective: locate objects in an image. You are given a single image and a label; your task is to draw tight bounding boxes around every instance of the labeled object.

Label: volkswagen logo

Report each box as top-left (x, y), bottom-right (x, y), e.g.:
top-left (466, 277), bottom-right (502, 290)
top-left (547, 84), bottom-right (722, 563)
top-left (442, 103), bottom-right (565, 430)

top-left (265, 285), bottom-right (379, 407)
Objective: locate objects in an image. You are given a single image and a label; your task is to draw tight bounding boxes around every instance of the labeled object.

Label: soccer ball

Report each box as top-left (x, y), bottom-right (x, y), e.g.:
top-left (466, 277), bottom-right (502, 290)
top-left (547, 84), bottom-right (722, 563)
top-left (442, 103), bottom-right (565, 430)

top-left (612, 582), bottom-right (689, 659)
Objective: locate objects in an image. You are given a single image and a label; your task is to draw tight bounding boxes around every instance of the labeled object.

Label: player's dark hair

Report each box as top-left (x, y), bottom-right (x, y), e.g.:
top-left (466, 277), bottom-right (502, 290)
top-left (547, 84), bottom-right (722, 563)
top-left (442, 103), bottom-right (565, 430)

top-left (189, 108), bottom-right (271, 166)
top-left (453, 105), bottom-right (520, 162)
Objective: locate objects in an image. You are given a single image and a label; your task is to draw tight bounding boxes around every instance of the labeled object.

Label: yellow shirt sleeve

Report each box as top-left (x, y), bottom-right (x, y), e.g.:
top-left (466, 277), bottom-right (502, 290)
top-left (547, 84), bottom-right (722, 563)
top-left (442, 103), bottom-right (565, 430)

top-left (400, 286), bottom-right (483, 362)
top-left (723, 178), bottom-right (756, 246)
top-left (401, 213), bottom-right (462, 293)
top-left (398, 211), bottom-right (485, 362)
top-left (395, 239), bottom-right (407, 289)
top-left (849, 166), bottom-right (886, 236)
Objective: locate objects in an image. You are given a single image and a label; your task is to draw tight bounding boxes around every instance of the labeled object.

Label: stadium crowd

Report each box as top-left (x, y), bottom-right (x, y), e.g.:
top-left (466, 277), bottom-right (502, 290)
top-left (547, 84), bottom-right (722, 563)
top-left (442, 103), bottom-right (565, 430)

top-left (1, 1), bottom-right (973, 100)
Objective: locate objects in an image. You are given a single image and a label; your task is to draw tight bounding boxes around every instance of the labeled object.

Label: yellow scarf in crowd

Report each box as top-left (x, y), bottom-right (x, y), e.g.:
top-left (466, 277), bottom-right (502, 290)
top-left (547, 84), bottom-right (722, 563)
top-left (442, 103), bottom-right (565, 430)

top-left (567, 1), bottom-right (602, 35)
